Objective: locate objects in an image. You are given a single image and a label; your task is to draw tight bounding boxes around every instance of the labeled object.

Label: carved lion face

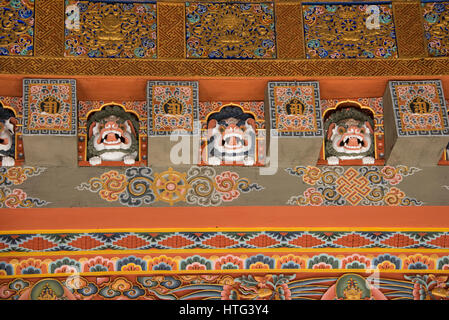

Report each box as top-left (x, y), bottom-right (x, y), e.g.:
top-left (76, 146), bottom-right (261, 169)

top-left (208, 117), bottom-right (256, 156)
top-left (327, 118), bottom-right (373, 155)
top-left (89, 115), bottom-right (135, 152)
top-left (0, 118), bottom-right (15, 153)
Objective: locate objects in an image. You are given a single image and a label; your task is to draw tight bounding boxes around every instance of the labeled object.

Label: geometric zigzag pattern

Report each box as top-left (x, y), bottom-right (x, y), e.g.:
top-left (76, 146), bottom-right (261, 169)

top-left (1, 230), bottom-right (449, 252)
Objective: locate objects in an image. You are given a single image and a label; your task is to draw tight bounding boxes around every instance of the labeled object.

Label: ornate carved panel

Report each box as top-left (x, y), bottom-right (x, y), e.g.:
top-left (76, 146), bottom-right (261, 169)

top-left (64, 0), bottom-right (157, 58)
top-left (185, 2), bottom-right (276, 59)
top-left (303, 2), bottom-right (398, 59)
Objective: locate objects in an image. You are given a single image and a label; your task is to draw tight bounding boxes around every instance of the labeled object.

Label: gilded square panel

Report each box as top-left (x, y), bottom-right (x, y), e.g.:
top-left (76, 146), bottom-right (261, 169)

top-left (388, 80), bottom-right (449, 136)
top-left (23, 79), bottom-right (77, 136)
top-left (64, 0), bottom-right (157, 58)
top-left (422, 1), bottom-right (449, 57)
top-left (267, 81), bottom-right (323, 137)
top-left (0, 0), bottom-right (34, 56)
top-left (303, 2), bottom-right (398, 59)
top-left (185, 2), bottom-right (276, 59)
top-left (147, 81), bottom-right (199, 136)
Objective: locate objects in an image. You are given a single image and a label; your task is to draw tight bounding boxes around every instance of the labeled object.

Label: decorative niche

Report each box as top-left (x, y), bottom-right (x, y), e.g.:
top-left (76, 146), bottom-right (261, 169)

top-left (77, 102), bottom-right (148, 166)
top-left (318, 100), bottom-right (385, 166)
top-left (199, 102), bottom-right (266, 166)
top-left (0, 98), bottom-right (24, 166)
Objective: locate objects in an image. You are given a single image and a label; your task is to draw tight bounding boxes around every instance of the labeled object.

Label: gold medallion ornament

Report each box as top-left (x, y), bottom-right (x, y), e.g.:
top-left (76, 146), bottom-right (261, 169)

top-left (408, 97), bottom-right (432, 114)
top-left (285, 98), bottom-right (305, 115)
top-left (152, 167), bottom-right (190, 205)
top-left (163, 98), bottom-right (184, 115)
top-left (39, 97), bottom-right (60, 114)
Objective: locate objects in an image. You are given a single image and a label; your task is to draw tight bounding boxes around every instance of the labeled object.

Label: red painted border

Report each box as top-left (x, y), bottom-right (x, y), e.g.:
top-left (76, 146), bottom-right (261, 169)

top-left (1, 206), bottom-right (449, 231)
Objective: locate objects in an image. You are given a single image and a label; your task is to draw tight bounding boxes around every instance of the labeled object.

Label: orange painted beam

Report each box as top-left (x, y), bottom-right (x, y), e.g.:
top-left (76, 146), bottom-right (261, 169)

top-left (2, 74), bottom-right (449, 101)
top-left (1, 206), bottom-right (449, 231)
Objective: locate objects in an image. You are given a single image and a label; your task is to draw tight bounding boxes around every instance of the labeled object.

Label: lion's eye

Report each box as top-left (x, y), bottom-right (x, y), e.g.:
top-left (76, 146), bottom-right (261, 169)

top-left (360, 128), bottom-right (365, 134)
top-left (219, 126), bottom-right (226, 133)
top-left (337, 126), bottom-right (346, 135)
top-left (240, 125), bottom-right (246, 131)
top-left (0, 123), bottom-right (4, 131)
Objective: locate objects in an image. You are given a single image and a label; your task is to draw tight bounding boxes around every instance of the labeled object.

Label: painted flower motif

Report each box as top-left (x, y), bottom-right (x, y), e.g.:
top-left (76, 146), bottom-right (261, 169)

top-left (116, 256), bottom-right (147, 272)
top-left (214, 255), bottom-right (244, 270)
top-left (341, 254), bottom-right (371, 269)
top-left (148, 255), bottom-right (178, 271)
top-left (81, 256), bottom-right (114, 273)
top-left (215, 171), bottom-right (240, 201)
top-left (0, 262), bottom-right (14, 276)
top-left (179, 255), bottom-right (212, 271)
top-left (245, 255), bottom-right (275, 270)
top-left (49, 257), bottom-right (81, 274)
top-left (403, 254), bottom-right (436, 270)
top-left (437, 256), bottom-right (449, 270)
top-left (276, 254), bottom-right (306, 269)
top-left (308, 254), bottom-right (340, 269)
top-left (14, 258), bottom-right (49, 275)
top-left (372, 254), bottom-right (402, 270)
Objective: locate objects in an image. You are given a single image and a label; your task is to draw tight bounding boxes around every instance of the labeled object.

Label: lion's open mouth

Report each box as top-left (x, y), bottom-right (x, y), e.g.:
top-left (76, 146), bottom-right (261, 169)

top-left (222, 133), bottom-right (245, 150)
top-left (338, 135), bottom-right (366, 150)
top-left (99, 130), bottom-right (128, 145)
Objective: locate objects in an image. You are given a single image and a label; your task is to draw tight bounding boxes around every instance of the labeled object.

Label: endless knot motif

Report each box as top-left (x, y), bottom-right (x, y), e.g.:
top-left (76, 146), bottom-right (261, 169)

top-left (336, 168), bottom-right (371, 205)
top-left (185, 2), bottom-right (276, 59)
top-left (286, 166), bottom-right (422, 206)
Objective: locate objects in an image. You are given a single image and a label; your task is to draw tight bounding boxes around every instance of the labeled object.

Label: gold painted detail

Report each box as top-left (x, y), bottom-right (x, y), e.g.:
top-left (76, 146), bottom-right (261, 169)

top-left (285, 98), bottom-right (305, 115)
top-left (423, 1), bottom-right (449, 57)
top-left (186, 2), bottom-right (276, 59)
top-left (163, 98), bottom-right (184, 115)
top-left (0, 0), bottom-right (34, 56)
top-left (39, 97), bottom-right (60, 114)
top-left (37, 284), bottom-right (58, 300)
top-left (64, 1), bottom-right (157, 58)
top-left (408, 96), bottom-right (432, 114)
top-left (303, 4), bottom-right (398, 59)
